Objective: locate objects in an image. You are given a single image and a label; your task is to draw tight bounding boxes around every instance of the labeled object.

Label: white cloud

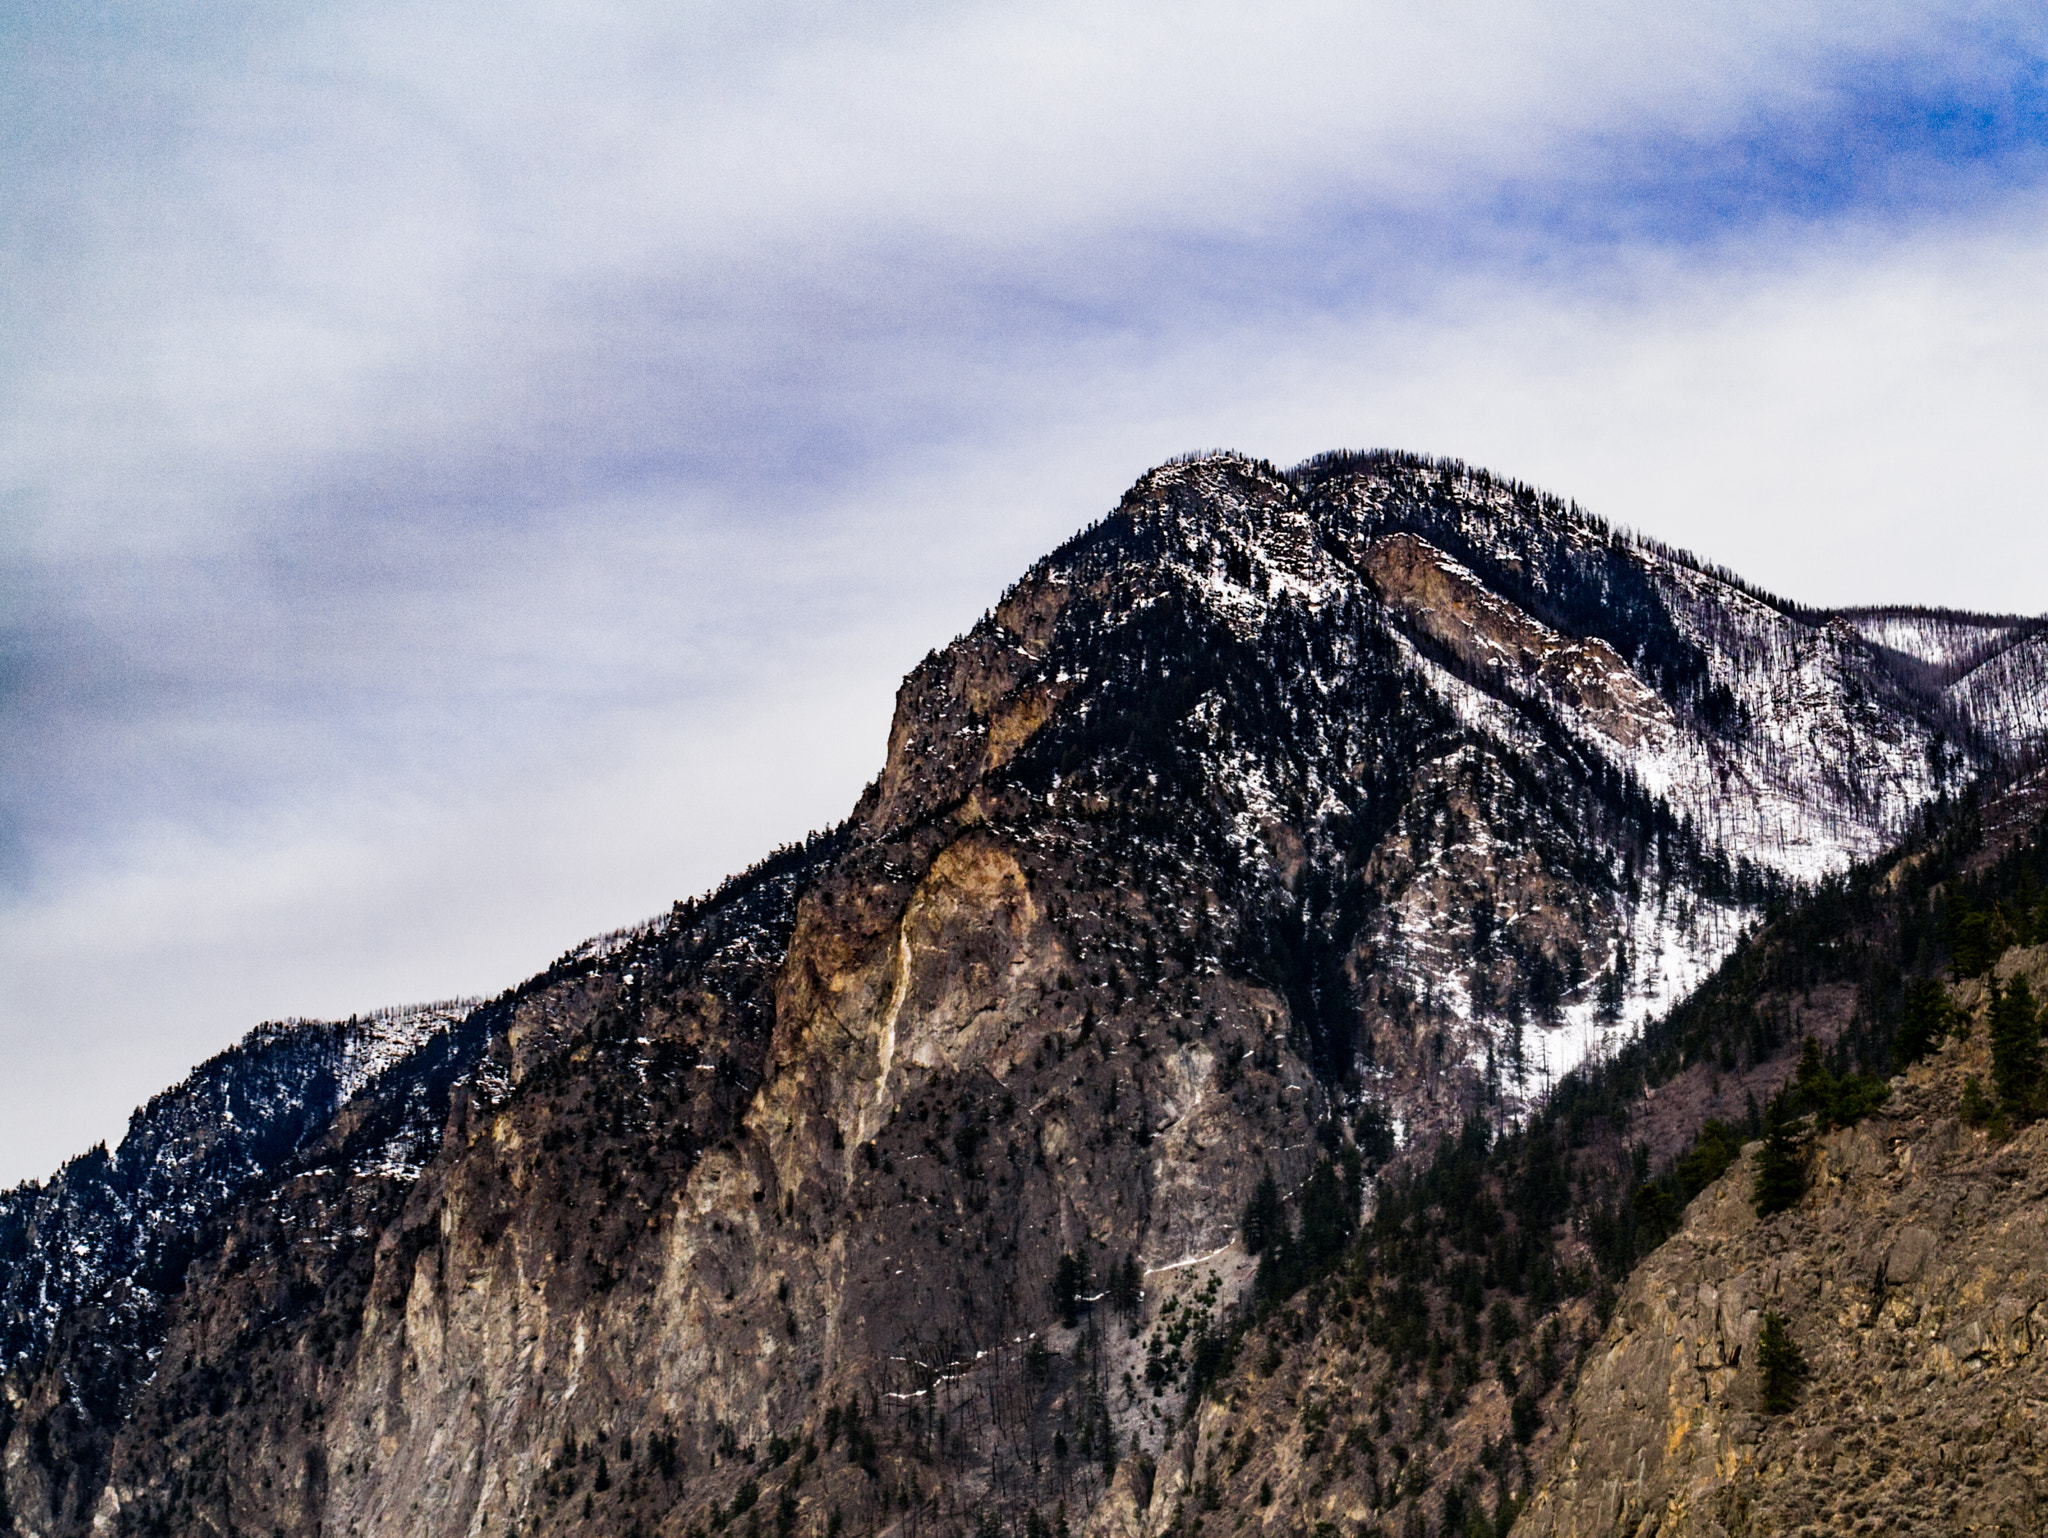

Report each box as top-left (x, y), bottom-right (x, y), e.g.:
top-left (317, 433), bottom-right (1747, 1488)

top-left (5, 0), bottom-right (2048, 1180)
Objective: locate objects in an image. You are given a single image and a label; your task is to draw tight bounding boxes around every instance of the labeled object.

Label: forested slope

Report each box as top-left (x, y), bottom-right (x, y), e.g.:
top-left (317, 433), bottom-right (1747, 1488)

top-left (0, 450), bottom-right (2039, 1538)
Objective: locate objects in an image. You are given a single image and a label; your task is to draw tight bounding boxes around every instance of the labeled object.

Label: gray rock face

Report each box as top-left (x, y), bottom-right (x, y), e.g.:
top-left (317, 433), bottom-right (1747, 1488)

top-left (2, 450), bottom-right (2039, 1538)
top-left (1521, 947), bottom-right (2048, 1538)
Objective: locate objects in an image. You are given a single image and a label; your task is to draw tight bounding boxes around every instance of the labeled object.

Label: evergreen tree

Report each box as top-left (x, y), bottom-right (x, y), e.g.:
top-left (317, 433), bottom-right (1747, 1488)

top-left (1354, 1104), bottom-right (1396, 1167)
top-left (1597, 959), bottom-right (1625, 1022)
top-left (1298, 1158), bottom-right (1352, 1267)
top-left (1510, 1387), bottom-right (1541, 1443)
top-left (1960, 1073), bottom-right (1995, 1127)
top-left (1952, 910), bottom-right (1999, 977)
top-left (1673, 1119), bottom-right (1740, 1200)
top-left (1893, 977), bottom-right (1952, 1065)
top-left (1788, 1036), bottom-right (1833, 1117)
top-left (1751, 1105), bottom-right (1804, 1219)
top-left (1630, 1180), bottom-right (1676, 1248)
top-left (1051, 1252), bottom-right (1089, 1328)
top-left (1106, 1253), bottom-right (1143, 1316)
top-left (1990, 976), bottom-right (2044, 1119)
top-left (1756, 1311), bottom-right (1807, 1413)
top-left (1239, 1168), bottom-right (1284, 1255)
top-left (1254, 1218), bottom-right (1300, 1306)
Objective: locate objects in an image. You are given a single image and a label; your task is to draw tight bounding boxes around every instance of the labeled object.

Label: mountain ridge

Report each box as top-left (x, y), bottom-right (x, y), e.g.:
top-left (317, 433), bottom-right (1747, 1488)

top-left (3, 447), bottom-right (2043, 1538)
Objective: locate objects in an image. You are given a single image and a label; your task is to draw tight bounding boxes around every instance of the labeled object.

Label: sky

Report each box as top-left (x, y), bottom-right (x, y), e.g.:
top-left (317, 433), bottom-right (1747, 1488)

top-left (5, 1), bottom-right (2048, 1185)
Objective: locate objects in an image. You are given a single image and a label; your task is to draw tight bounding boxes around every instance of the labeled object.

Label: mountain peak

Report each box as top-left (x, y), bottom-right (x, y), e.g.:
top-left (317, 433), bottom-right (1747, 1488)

top-left (2, 449), bottom-right (2042, 1538)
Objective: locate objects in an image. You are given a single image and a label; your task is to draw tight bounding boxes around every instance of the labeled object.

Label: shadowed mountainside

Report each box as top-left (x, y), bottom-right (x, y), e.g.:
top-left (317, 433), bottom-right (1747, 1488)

top-left (3, 450), bottom-right (2042, 1538)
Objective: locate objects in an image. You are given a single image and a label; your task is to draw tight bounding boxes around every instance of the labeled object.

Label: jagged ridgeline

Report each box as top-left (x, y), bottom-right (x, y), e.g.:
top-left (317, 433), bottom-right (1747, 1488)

top-left (0, 1001), bottom-right (488, 1373)
top-left (1, 451), bottom-right (2042, 1538)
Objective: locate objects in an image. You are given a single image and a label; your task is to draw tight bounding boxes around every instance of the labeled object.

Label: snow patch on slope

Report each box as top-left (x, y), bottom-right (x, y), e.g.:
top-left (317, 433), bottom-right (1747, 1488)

top-left (1644, 563), bottom-right (1952, 878)
top-left (1522, 892), bottom-right (1749, 1090)
top-left (1949, 631), bottom-right (2048, 758)
top-left (1843, 610), bottom-right (2023, 672)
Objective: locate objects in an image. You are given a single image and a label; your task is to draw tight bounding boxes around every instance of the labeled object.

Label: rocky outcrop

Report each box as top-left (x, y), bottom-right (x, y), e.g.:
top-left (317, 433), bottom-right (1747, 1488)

top-left (1522, 945), bottom-right (2048, 1538)
top-left (4, 449), bottom-right (2043, 1538)
top-left (1357, 531), bottom-right (1676, 751)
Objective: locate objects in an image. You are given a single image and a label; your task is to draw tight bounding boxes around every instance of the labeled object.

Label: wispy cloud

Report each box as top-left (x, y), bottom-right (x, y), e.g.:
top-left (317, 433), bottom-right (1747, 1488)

top-left (5, 1), bottom-right (2047, 1181)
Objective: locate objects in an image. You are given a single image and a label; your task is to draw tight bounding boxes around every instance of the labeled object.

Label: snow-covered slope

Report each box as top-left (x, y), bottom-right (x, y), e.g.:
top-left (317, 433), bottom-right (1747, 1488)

top-left (1023, 451), bottom-right (2019, 1097)
top-left (0, 1002), bottom-right (475, 1375)
top-left (1948, 626), bottom-right (2048, 759)
top-left (1841, 607), bottom-right (2029, 675)
top-left (1294, 456), bottom-right (1973, 873)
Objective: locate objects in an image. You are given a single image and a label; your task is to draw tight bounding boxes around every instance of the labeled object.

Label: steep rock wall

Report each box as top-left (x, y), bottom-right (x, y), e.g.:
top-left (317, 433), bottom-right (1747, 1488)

top-left (1522, 946), bottom-right (2048, 1538)
top-left (6, 449), bottom-right (2043, 1538)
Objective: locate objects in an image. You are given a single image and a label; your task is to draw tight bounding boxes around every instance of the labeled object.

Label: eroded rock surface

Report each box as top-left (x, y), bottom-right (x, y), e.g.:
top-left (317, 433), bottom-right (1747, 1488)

top-left (3, 450), bottom-right (2039, 1538)
top-left (1523, 947), bottom-right (2048, 1538)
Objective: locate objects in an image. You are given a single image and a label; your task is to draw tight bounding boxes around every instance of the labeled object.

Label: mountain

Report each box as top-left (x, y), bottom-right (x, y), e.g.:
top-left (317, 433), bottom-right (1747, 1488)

top-left (1, 449), bottom-right (2041, 1538)
top-left (0, 999), bottom-right (497, 1529)
top-left (0, 1002), bottom-right (483, 1380)
top-left (1521, 801), bottom-right (2048, 1538)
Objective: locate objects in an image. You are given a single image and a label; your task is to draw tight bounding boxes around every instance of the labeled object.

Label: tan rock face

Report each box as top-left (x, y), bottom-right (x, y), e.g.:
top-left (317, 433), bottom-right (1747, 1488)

top-left (9, 450), bottom-right (2014, 1538)
top-left (865, 569), bottom-right (1083, 840)
top-left (1522, 949), bottom-right (2048, 1538)
top-left (1354, 533), bottom-right (1677, 751)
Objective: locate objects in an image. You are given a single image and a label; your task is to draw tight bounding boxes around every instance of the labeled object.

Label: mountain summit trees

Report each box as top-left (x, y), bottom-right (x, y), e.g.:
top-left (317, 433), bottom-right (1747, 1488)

top-left (3, 449), bottom-right (2043, 1538)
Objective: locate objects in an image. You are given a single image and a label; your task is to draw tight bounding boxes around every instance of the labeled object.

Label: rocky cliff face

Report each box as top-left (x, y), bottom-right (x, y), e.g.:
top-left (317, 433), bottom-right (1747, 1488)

top-left (2, 449), bottom-right (2040, 1538)
top-left (1520, 942), bottom-right (2048, 1538)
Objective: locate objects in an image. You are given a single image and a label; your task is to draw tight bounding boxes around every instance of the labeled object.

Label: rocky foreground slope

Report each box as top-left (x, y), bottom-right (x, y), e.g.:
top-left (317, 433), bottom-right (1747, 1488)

top-left (2, 450), bottom-right (2042, 1538)
top-left (1522, 941), bottom-right (2048, 1538)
